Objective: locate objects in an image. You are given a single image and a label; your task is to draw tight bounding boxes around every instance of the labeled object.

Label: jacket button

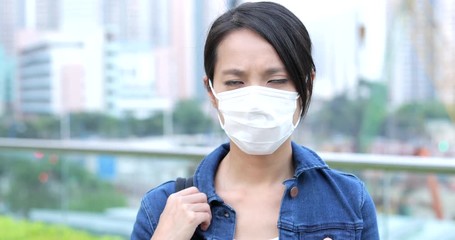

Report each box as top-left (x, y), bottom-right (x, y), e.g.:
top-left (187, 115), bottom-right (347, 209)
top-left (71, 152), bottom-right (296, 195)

top-left (290, 186), bottom-right (299, 198)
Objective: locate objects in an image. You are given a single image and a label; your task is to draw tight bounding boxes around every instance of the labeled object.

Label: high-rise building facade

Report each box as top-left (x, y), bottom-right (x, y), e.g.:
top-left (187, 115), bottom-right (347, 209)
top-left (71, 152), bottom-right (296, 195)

top-left (0, 0), bottom-right (18, 56)
top-left (18, 37), bottom-right (84, 115)
top-left (387, 0), bottom-right (454, 109)
top-left (4, 0), bottom-right (251, 117)
top-left (433, 0), bottom-right (455, 111)
top-left (0, 48), bottom-right (15, 115)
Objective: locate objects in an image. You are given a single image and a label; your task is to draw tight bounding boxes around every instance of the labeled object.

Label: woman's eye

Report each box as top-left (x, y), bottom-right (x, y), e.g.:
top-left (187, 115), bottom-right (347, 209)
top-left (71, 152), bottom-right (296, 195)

top-left (267, 79), bottom-right (288, 84)
top-left (224, 80), bottom-right (244, 86)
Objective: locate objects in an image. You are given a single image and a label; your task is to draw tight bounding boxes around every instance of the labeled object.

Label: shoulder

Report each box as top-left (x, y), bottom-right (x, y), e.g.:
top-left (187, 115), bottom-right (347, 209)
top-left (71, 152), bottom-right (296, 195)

top-left (131, 180), bottom-right (176, 239)
top-left (317, 167), bottom-right (372, 214)
top-left (141, 180), bottom-right (175, 214)
top-left (292, 142), bottom-right (364, 189)
top-left (140, 181), bottom-right (175, 226)
top-left (292, 143), bottom-right (369, 207)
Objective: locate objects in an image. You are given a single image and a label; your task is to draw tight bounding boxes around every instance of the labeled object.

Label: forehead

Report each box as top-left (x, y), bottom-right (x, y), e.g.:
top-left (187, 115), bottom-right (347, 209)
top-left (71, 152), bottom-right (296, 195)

top-left (214, 29), bottom-right (284, 72)
top-left (217, 29), bottom-right (275, 55)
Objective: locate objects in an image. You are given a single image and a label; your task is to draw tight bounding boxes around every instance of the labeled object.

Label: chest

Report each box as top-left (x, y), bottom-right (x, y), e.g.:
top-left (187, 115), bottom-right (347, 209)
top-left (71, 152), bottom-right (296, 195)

top-left (219, 188), bottom-right (283, 240)
top-left (195, 182), bottom-right (365, 240)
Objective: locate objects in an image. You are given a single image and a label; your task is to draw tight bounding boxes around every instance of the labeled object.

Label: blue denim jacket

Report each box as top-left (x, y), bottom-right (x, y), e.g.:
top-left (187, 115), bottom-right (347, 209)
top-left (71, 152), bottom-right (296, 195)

top-left (131, 142), bottom-right (379, 239)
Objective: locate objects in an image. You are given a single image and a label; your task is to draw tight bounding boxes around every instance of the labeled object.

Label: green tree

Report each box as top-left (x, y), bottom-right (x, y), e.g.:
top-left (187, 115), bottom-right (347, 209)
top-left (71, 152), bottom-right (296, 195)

top-left (70, 112), bottom-right (119, 138)
top-left (139, 112), bottom-right (164, 136)
top-left (6, 158), bottom-right (60, 217)
top-left (384, 101), bottom-right (450, 140)
top-left (14, 115), bottom-right (60, 139)
top-left (357, 81), bottom-right (388, 151)
top-left (311, 80), bottom-right (388, 152)
top-left (4, 154), bottom-right (126, 217)
top-left (172, 99), bottom-right (213, 134)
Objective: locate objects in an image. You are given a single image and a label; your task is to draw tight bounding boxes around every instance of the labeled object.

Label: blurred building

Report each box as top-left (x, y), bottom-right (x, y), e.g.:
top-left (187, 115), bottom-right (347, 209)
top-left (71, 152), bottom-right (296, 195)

top-left (238, 0), bottom-right (387, 100)
top-left (0, 48), bottom-right (15, 115)
top-left (104, 42), bottom-right (171, 118)
top-left (17, 33), bottom-right (104, 115)
top-left (102, 0), bottom-right (202, 116)
top-left (0, 0), bottom-right (61, 56)
top-left (0, 0), bottom-right (17, 56)
top-left (387, 0), bottom-right (455, 109)
top-left (33, 0), bottom-right (61, 30)
top-left (18, 36), bottom-right (84, 115)
top-left (433, 1), bottom-right (455, 110)
top-left (103, 0), bottom-right (151, 43)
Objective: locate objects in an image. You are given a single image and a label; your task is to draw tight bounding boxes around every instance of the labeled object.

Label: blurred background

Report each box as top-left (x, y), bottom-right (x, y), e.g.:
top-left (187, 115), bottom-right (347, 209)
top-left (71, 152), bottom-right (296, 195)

top-left (0, 0), bottom-right (454, 239)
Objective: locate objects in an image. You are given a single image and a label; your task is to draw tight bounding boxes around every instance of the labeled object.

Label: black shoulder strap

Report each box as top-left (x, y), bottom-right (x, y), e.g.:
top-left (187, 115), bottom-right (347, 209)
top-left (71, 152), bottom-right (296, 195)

top-left (174, 176), bottom-right (204, 239)
top-left (175, 176), bottom-right (194, 192)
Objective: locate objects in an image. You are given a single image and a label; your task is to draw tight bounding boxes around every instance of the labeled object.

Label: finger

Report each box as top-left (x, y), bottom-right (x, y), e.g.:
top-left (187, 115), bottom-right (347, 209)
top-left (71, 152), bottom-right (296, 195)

top-left (181, 192), bottom-right (208, 204)
top-left (172, 187), bottom-right (208, 202)
top-left (200, 211), bottom-right (212, 231)
top-left (192, 211), bottom-right (211, 231)
top-left (191, 203), bottom-right (211, 231)
top-left (174, 186), bottom-right (199, 195)
top-left (187, 202), bottom-right (211, 213)
top-left (168, 187), bottom-right (203, 204)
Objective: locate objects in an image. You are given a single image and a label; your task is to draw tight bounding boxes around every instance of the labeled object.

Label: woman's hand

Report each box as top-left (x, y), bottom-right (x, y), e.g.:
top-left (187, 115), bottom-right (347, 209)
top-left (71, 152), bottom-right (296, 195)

top-left (151, 187), bottom-right (212, 240)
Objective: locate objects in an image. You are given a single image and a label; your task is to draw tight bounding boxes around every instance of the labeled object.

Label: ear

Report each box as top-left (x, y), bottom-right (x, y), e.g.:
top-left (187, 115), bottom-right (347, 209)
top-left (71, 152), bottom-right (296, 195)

top-left (204, 76), bottom-right (217, 108)
top-left (311, 69), bottom-right (316, 81)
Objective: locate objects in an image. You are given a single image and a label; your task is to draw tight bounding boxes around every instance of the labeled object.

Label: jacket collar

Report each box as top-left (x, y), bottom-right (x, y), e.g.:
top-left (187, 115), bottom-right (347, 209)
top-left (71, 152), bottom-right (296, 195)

top-left (194, 142), bottom-right (328, 204)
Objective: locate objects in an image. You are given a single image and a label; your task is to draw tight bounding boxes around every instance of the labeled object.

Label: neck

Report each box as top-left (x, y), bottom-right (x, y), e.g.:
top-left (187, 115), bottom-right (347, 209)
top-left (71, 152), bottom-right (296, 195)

top-left (216, 140), bottom-right (294, 188)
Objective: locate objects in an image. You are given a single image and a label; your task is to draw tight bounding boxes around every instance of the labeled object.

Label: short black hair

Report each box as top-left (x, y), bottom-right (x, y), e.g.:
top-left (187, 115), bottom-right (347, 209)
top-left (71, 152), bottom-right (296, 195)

top-left (204, 1), bottom-right (315, 116)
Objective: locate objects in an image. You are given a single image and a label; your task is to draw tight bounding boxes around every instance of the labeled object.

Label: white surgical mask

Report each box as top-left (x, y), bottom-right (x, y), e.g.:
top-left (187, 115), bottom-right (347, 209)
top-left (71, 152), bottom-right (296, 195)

top-left (209, 80), bottom-right (301, 155)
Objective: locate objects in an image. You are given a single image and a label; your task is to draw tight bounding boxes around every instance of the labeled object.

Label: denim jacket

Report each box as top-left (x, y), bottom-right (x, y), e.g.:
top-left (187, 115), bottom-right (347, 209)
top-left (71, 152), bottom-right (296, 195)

top-left (131, 142), bottom-right (379, 240)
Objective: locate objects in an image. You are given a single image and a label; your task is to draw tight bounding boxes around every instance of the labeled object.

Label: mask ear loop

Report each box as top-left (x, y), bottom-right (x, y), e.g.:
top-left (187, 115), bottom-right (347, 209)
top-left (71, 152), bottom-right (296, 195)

top-left (208, 80), bottom-right (226, 130)
top-left (208, 79), bottom-right (219, 98)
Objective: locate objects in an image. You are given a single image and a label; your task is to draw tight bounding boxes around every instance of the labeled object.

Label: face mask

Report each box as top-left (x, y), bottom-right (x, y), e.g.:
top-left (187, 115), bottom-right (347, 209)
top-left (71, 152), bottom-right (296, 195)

top-left (209, 81), bottom-right (301, 155)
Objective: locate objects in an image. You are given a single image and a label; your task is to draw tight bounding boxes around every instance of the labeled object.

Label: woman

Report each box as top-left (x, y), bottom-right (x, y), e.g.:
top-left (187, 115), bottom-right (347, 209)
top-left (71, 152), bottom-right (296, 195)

top-left (131, 2), bottom-right (379, 240)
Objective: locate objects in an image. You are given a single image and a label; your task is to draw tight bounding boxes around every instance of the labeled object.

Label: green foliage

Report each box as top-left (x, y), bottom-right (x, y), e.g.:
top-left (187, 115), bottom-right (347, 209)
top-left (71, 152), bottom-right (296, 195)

top-left (4, 154), bottom-right (126, 216)
top-left (311, 80), bottom-right (388, 152)
top-left (313, 94), bottom-right (363, 137)
top-left (141, 112), bottom-right (164, 136)
top-left (12, 115), bottom-right (61, 139)
top-left (384, 101), bottom-right (451, 140)
top-left (6, 158), bottom-right (60, 216)
top-left (357, 81), bottom-right (388, 151)
top-left (70, 112), bottom-right (120, 138)
top-left (172, 99), bottom-right (213, 134)
top-left (310, 79), bottom-right (452, 151)
top-left (0, 98), bottom-right (214, 138)
top-left (0, 216), bottom-right (123, 240)
top-left (0, 111), bottom-right (168, 139)
top-left (0, 116), bottom-right (6, 136)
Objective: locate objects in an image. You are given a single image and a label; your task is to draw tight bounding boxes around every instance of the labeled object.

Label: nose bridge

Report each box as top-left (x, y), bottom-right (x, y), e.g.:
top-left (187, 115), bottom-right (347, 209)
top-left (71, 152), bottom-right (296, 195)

top-left (245, 72), bottom-right (266, 87)
top-left (246, 87), bottom-right (262, 110)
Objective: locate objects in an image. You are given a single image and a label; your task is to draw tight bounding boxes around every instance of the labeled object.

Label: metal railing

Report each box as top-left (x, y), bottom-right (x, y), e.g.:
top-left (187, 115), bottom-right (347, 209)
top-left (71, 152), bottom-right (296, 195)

top-left (2, 137), bottom-right (455, 239)
top-left (1, 137), bottom-right (454, 173)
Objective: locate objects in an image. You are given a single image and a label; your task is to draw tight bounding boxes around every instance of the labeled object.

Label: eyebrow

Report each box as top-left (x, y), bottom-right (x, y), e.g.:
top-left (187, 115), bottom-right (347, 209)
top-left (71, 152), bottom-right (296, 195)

top-left (221, 67), bottom-right (287, 76)
top-left (264, 67), bottom-right (287, 75)
top-left (221, 69), bottom-right (245, 76)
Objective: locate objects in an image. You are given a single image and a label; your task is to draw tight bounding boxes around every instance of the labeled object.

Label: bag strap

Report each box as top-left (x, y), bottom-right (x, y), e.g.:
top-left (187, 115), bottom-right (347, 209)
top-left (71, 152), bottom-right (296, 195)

top-left (174, 176), bottom-right (204, 239)
top-left (175, 176), bottom-right (194, 192)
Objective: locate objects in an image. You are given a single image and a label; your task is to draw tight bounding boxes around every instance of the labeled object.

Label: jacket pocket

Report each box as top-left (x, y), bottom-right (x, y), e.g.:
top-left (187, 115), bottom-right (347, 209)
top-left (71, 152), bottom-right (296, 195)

top-left (293, 223), bottom-right (360, 240)
top-left (298, 228), bottom-right (355, 240)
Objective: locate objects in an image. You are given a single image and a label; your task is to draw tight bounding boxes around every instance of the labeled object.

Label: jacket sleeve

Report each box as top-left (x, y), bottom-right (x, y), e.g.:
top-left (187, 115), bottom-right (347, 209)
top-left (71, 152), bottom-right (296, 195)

top-left (130, 197), bottom-right (155, 240)
top-left (360, 183), bottom-right (380, 240)
top-left (130, 181), bottom-right (174, 240)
